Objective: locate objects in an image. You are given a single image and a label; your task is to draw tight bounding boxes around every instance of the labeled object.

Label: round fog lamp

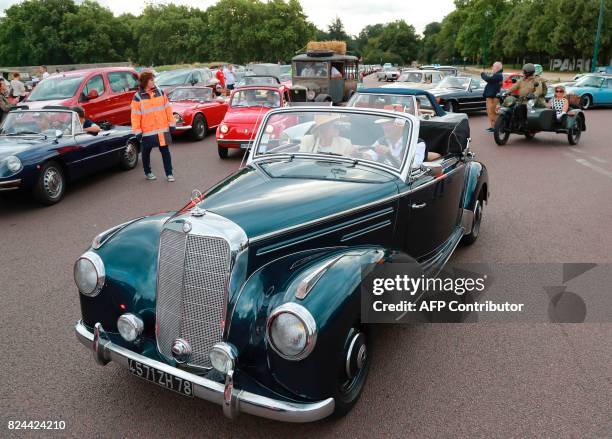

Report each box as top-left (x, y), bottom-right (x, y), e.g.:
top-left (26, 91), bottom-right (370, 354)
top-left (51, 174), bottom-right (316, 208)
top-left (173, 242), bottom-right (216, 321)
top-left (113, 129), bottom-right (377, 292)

top-left (209, 342), bottom-right (237, 374)
top-left (117, 313), bottom-right (144, 342)
top-left (220, 124), bottom-right (229, 134)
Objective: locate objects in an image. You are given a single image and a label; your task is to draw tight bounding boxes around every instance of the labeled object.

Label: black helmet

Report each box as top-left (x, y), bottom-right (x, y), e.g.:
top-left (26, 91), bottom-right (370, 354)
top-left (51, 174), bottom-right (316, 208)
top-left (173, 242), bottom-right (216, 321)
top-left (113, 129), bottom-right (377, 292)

top-left (522, 63), bottom-right (535, 76)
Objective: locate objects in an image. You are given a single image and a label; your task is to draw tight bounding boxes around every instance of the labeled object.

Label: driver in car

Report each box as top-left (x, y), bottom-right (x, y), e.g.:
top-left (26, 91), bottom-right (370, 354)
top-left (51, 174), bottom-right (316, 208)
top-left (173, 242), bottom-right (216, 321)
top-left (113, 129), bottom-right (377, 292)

top-left (361, 118), bottom-right (407, 167)
top-left (265, 91), bottom-right (280, 107)
top-left (299, 114), bottom-right (354, 156)
top-left (73, 106), bottom-right (101, 134)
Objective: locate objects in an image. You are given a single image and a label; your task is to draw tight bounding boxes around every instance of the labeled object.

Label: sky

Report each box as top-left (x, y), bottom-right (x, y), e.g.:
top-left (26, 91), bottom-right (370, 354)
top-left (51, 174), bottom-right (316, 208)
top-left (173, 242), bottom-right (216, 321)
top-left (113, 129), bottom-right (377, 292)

top-left (0, 0), bottom-right (457, 35)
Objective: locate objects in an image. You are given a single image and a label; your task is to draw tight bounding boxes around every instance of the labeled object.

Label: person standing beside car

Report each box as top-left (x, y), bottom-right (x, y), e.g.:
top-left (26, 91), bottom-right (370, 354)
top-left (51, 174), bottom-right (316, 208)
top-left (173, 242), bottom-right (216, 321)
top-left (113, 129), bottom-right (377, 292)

top-left (224, 64), bottom-right (236, 90)
top-left (481, 61), bottom-right (503, 132)
top-left (0, 80), bottom-right (12, 122)
top-left (131, 71), bottom-right (176, 182)
top-left (215, 66), bottom-right (226, 90)
top-left (9, 72), bottom-right (26, 103)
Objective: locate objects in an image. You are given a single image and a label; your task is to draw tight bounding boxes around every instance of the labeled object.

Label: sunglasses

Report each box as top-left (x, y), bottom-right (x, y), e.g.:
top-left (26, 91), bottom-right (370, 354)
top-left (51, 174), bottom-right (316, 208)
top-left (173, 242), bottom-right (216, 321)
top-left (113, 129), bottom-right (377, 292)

top-left (555, 90), bottom-right (564, 93)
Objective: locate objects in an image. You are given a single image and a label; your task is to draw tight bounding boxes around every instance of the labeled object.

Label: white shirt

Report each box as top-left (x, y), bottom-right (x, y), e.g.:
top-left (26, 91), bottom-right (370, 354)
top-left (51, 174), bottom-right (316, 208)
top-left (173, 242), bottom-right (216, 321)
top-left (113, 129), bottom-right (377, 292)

top-left (223, 68), bottom-right (235, 85)
top-left (331, 66), bottom-right (342, 78)
top-left (42, 71), bottom-right (50, 79)
top-left (10, 79), bottom-right (25, 97)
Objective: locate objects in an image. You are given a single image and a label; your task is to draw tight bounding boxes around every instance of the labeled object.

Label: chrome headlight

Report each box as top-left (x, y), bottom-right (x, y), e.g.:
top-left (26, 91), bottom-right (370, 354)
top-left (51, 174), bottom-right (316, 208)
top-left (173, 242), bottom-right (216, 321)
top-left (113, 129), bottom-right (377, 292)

top-left (173, 112), bottom-right (183, 124)
top-left (74, 251), bottom-right (105, 297)
top-left (306, 90), bottom-right (315, 100)
top-left (5, 156), bottom-right (22, 173)
top-left (266, 303), bottom-right (316, 361)
top-left (209, 342), bottom-right (237, 374)
top-left (220, 124), bottom-right (229, 134)
top-left (117, 313), bottom-right (144, 342)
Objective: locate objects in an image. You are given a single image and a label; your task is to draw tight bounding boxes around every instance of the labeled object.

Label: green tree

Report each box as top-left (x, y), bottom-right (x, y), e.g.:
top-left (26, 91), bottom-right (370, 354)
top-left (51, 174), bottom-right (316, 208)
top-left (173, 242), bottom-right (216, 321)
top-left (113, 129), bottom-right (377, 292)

top-left (327, 16), bottom-right (349, 41)
top-left (420, 22), bottom-right (442, 63)
top-left (378, 20), bottom-right (421, 64)
top-left (0, 0), bottom-right (78, 65)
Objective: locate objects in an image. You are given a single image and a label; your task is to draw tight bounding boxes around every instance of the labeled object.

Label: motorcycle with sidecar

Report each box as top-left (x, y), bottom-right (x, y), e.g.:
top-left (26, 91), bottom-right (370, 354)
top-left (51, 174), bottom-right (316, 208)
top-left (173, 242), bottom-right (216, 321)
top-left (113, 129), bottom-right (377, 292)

top-left (493, 94), bottom-right (586, 145)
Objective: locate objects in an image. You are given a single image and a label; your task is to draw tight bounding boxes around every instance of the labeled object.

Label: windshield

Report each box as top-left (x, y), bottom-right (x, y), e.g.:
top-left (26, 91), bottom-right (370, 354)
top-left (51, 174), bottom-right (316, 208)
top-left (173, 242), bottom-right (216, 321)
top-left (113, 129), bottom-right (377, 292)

top-left (575, 76), bottom-right (603, 87)
top-left (242, 76), bottom-right (278, 86)
top-left (230, 89), bottom-right (280, 108)
top-left (348, 93), bottom-right (416, 115)
top-left (295, 62), bottom-right (328, 78)
top-left (0, 111), bottom-right (73, 136)
top-left (438, 76), bottom-right (470, 89)
top-left (398, 72), bottom-right (423, 83)
top-left (27, 76), bottom-right (83, 101)
top-left (156, 70), bottom-right (190, 86)
top-left (169, 87), bottom-right (213, 101)
top-left (254, 110), bottom-right (412, 172)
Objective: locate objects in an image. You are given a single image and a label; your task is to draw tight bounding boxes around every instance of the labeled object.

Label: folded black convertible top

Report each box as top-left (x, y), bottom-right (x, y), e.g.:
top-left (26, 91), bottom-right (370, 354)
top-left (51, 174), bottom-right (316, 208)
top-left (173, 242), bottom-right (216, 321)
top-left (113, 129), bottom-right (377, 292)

top-left (419, 117), bottom-right (470, 156)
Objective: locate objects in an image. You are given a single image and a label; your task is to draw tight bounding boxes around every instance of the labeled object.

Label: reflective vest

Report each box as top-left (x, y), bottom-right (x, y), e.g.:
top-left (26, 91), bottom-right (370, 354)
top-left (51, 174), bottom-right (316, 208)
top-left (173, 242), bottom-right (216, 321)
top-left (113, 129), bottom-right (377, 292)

top-left (131, 87), bottom-right (175, 147)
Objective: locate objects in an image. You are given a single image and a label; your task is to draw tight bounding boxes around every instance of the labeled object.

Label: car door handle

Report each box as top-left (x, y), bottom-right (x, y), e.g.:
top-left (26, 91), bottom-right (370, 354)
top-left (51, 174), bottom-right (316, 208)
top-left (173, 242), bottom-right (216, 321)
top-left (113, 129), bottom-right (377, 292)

top-left (411, 202), bottom-right (427, 209)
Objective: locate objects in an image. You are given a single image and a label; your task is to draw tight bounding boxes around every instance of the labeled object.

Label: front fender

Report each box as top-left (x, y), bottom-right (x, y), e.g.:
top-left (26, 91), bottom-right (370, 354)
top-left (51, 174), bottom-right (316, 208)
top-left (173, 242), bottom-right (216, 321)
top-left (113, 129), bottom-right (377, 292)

top-left (78, 213), bottom-right (173, 333)
top-left (463, 160), bottom-right (489, 211)
top-left (227, 246), bottom-right (386, 401)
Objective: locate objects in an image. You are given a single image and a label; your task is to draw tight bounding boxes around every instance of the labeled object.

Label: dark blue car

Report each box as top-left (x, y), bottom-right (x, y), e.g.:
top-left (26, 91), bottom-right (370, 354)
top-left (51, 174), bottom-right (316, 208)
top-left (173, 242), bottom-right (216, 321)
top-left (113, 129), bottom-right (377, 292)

top-left (0, 108), bottom-right (139, 205)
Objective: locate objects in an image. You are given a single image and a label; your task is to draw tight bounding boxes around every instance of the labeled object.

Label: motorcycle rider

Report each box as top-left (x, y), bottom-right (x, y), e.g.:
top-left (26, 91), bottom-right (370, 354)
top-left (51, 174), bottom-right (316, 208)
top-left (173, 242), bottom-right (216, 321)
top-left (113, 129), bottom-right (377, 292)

top-left (504, 63), bottom-right (544, 128)
top-left (506, 63), bottom-right (544, 105)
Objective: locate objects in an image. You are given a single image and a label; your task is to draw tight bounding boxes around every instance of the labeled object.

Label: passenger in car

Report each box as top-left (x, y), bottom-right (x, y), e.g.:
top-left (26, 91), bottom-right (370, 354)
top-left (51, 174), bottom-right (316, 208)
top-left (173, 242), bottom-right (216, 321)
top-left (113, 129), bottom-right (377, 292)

top-left (299, 114), bottom-right (354, 156)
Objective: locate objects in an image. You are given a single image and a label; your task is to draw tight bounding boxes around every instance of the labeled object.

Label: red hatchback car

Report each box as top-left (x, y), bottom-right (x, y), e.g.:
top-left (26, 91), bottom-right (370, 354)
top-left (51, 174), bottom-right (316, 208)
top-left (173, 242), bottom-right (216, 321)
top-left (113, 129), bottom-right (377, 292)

top-left (168, 87), bottom-right (228, 140)
top-left (216, 85), bottom-right (291, 158)
top-left (24, 67), bottom-right (139, 125)
top-left (502, 72), bottom-right (523, 96)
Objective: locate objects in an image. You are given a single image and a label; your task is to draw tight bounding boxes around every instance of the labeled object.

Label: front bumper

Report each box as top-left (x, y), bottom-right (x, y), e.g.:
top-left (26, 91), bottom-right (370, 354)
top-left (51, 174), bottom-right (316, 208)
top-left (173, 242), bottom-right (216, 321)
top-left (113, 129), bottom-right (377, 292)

top-left (171, 125), bottom-right (192, 132)
top-left (0, 178), bottom-right (22, 191)
top-left (75, 320), bottom-right (334, 422)
top-left (217, 139), bottom-right (253, 149)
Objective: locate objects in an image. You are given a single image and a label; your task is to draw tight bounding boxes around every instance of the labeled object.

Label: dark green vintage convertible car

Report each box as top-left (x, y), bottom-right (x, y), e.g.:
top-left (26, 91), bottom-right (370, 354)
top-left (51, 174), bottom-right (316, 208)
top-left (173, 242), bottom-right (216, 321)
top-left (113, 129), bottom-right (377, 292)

top-left (74, 107), bottom-right (489, 422)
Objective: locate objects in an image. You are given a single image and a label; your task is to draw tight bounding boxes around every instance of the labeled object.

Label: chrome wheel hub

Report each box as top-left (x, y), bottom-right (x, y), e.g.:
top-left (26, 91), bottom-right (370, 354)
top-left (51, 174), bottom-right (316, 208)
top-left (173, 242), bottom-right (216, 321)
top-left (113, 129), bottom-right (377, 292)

top-left (44, 168), bottom-right (62, 198)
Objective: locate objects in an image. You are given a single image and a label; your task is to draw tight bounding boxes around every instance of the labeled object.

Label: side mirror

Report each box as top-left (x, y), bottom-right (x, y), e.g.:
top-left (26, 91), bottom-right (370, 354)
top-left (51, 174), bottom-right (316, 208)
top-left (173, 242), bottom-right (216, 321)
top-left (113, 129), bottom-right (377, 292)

top-left (511, 78), bottom-right (517, 83)
top-left (86, 89), bottom-right (99, 100)
top-left (54, 129), bottom-right (63, 138)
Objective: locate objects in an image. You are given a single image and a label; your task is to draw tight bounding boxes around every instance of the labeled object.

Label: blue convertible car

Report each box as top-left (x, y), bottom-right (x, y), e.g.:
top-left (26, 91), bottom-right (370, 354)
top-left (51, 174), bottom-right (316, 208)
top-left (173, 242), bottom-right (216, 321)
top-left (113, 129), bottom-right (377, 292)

top-left (0, 108), bottom-right (139, 205)
top-left (547, 74), bottom-right (612, 109)
top-left (74, 107), bottom-right (489, 422)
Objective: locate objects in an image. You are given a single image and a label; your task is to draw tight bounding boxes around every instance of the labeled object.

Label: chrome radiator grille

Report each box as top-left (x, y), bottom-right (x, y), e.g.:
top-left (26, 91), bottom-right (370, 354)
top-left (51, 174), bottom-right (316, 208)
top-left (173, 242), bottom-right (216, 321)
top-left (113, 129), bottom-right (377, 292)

top-left (156, 228), bottom-right (231, 368)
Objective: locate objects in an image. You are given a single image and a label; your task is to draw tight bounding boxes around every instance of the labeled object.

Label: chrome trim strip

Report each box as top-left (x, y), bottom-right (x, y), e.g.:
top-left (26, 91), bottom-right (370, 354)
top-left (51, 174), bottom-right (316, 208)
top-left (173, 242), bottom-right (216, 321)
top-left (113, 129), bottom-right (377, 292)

top-left (0, 178), bottom-right (21, 190)
top-left (172, 125), bottom-right (192, 131)
top-left (67, 145), bottom-right (128, 165)
top-left (75, 321), bottom-right (334, 422)
top-left (251, 198), bottom-right (399, 244)
top-left (295, 255), bottom-right (344, 300)
top-left (255, 207), bottom-right (394, 254)
top-left (217, 139), bottom-right (253, 143)
top-left (340, 220), bottom-right (391, 242)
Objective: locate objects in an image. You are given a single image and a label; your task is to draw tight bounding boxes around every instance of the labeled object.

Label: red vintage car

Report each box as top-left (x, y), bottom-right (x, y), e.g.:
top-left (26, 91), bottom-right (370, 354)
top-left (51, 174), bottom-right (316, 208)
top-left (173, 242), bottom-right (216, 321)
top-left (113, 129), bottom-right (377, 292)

top-left (216, 85), bottom-right (292, 158)
top-left (23, 67), bottom-right (139, 125)
top-left (168, 87), bottom-right (228, 140)
top-left (502, 72), bottom-right (523, 96)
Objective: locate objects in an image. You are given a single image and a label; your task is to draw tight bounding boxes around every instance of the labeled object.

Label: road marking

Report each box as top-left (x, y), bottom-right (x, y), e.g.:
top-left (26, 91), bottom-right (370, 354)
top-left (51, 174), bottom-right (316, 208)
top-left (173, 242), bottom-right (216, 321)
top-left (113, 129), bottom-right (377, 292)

top-left (574, 158), bottom-right (612, 179)
top-left (589, 156), bottom-right (608, 164)
top-left (569, 147), bottom-right (584, 154)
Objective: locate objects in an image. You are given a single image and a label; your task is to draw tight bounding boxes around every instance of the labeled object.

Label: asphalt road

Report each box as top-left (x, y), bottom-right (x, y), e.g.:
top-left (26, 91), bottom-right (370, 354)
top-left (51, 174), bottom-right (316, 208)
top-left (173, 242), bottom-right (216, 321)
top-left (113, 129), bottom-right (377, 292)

top-left (1, 81), bottom-right (611, 437)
